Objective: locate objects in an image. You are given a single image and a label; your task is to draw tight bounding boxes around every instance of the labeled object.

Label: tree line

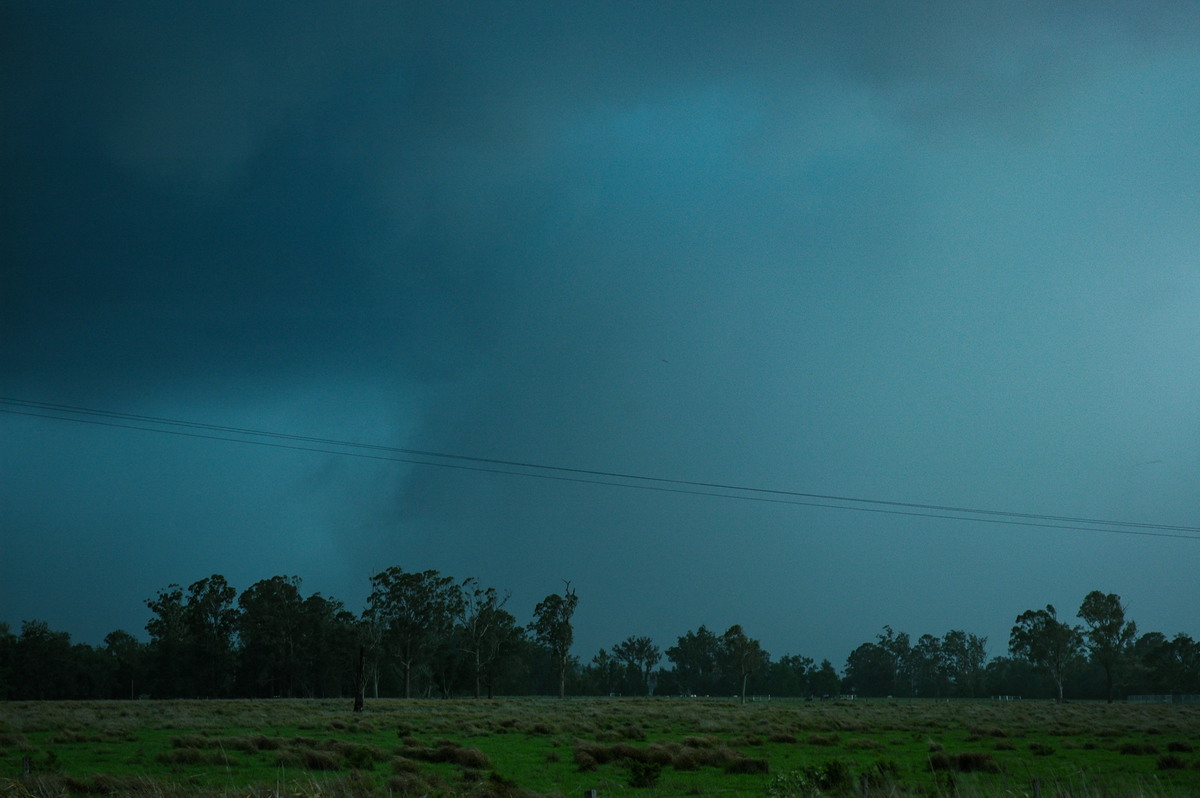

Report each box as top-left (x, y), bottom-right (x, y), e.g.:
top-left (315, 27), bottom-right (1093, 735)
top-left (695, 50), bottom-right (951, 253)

top-left (1, 570), bottom-right (1196, 703)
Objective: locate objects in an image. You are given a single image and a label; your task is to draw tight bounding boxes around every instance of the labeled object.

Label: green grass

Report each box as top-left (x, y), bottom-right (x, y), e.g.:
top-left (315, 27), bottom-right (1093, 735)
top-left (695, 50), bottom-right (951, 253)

top-left (1, 698), bottom-right (1199, 796)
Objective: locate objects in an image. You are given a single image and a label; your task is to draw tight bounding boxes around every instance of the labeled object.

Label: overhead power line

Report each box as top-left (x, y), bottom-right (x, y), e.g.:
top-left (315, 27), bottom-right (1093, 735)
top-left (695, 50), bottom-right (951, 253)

top-left (2, 396), bottom-right (1197, 542)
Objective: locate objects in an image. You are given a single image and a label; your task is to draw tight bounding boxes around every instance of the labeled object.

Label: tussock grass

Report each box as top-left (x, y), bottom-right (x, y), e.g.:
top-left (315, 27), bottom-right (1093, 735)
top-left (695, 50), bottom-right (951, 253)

top-left (4, 698), bottom-right (1200, 796)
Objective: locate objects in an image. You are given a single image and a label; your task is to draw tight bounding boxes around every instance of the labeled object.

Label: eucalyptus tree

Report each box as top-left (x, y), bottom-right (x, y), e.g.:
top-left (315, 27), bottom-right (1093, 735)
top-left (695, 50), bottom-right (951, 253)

top-left (1077, 591), bottom-right (1137, 703)
top-left (611, 635), bottom-right (661, 695)
top-left (182, 574), bottom-right (239, 697)
top-left (666, 625), bottom-right (721, 696)
top-left (531, 581), bottom-right (578, 698)
top-left (458, 578), bottom-right (520, 699)
top-left (237, 575), bottom-right (305, 697)
top-left (1009, 604), bottom-right (1082, 702)
top-left (365, 567), bottom-right (463, 698)
top-left (721, 624), bottom-right (768, 705)
top-left (941, 629), bottom-right (988, 697)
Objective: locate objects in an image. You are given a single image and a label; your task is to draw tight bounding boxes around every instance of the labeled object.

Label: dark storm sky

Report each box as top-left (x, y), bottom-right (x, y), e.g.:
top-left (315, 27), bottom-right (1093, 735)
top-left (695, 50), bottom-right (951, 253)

top-left (3, 2), bottom-right (1199, 668)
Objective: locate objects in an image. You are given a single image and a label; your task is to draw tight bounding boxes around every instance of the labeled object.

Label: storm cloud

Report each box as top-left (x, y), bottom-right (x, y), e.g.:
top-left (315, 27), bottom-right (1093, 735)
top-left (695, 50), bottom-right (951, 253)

top-left (3, 2), bottom-right (1199, 666)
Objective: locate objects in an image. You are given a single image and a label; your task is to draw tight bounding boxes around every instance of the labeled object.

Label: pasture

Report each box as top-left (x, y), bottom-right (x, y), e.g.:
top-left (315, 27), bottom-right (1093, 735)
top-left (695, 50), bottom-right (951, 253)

top-left (2, 697), bottom-right (1199, 796)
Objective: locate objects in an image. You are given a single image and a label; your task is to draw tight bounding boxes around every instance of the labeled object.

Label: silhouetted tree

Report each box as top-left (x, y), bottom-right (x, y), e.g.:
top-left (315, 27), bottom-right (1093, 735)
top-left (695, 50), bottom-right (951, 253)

top-left (1010, 605), bottom-right (1082, 702)
top-left (183, 575), bottom-right (238, 697)
top-left (941, 629), bottom-right (988, 697)
top-left (721, 625), bottom-right (768, 705)
top-left (611, 635), bottom-right (661, 696)
top-left (843, 641), bottom-right (892, 697)
top-left (766, 654), bottom-right (815, 697)
top-left (365, 567), bottom-right (462, 698)
top-left (237, 575), bottom-right (305, 697)
top-left (666, 625), bottom-right (721, 696)
top-left (811, 659), bottom-right (841, 697)
top-left (531, 581), bottom-right (578, 699)
top-left (458, 578), bottom-right (518, 699)
top-left (103, 629), bottom-right (146, 699)
top-left (145, 584), bottom-right (190, 697)
top-left (0, 623), bottom-right (15, 700)
top-left (1077, 591), bottom-right (1137, 703)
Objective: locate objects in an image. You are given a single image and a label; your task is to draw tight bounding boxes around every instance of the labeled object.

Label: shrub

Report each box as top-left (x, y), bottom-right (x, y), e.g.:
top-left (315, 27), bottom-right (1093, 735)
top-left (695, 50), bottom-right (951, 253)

top-left (1028, 742), bottom-right (1055, 756)
top-left (627, 760), bottom-right (662, 788)
top-left (845, 737), bottom-right (883, 750)
top-left (806, 733), bottom-right (840, 746)
top-left (1168, 741), bottom-right (1195, 753)
top-left (954, 752), bottom-right (1000, 773)
top-left (769, 733), bottom-right (797, 744)
top-left (302, 748), bottom-right (340, 770)
top-left (724, 757), bottom-right (769, 775)
top-left (928, 752), bottom-right (999, 773)
top-left (1119, 742), bottom-right (1159, 756)
top-left (1157, 754), bottom-right (1187, 770)
top-left (928, 753), bottom-right (952, 772)
top-left (391, 756), bottom-right (420, 774)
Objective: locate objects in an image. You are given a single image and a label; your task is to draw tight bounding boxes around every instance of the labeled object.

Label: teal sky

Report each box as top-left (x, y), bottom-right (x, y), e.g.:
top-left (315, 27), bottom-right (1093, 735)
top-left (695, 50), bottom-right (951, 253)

top-left (3, 2), bottom-right (1198, 668)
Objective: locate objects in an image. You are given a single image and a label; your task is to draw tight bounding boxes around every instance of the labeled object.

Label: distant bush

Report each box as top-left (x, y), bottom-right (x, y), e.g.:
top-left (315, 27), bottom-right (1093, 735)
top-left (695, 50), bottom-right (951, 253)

top-left (627, 760), bottom-right (662, 788)
top-left (969, 726), bottom-right (1007, 738)
top-left (806, 733), bottom-right (840, 746)
top-left (1157, 754), bottom-right (1187, 770)
top-left (1119, 742), bottom-right (1159, 756)
top-left (1167, 741), bottom-right (1195, 753)
top-left (845, 737), bottom-right (883, 750)
top-left (1028, 742), bottom-right (1055, 756)
top-left (929, 752), bottom-right (1000, 773)
top-left (724, 757), bottom-right (769, 775)
top-left (301, 748), bottom-right (340, 770)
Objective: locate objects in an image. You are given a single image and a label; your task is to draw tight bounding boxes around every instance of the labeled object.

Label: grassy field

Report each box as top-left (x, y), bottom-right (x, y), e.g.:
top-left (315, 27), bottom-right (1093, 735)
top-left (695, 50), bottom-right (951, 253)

top-left (2, 697), bottom-right (1199, 796)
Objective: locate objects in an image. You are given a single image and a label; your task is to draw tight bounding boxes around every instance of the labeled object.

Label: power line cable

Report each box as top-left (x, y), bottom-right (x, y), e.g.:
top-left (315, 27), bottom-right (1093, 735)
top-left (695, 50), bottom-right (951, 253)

top-left (2, 396), bottom-right (1197, 541)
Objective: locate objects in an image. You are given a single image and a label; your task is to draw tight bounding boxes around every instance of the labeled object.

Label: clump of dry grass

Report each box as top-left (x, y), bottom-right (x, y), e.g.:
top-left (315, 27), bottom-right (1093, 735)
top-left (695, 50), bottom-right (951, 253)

top-left (928, 751), bottom-right (1000, 773)
top-left (401, 741), bottom-right (492, 769)
top-left (1118, 742), bottom-right (1159, 756)
top-left (806, 733), bottom-right (841, 746)
top-left (845, 737), bottom-right (884, 750)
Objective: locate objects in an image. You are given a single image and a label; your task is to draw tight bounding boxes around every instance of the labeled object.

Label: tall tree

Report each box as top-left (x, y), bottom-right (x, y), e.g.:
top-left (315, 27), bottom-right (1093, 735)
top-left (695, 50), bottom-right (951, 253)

top-left (611, 635), bottom-right (661, 696)
top-left (458, 578), bottom-right (516, 699)
top-left (666, 625), bottom-right (721, 696)
top-left (365, 567), bottom-right (462, 698)
top-left (766, 654), bottom-right (815, 697)
top-left (587, 648), bottom-right (621, 695)
top-left (843, 641), bottom-right (893, 697)
top-left (875, 626), bottom-right (913, 697)
top-left (941, 630), bottom-right (988, 697)
top-left (911, 633), bottom-right (946, 697)
top-left (103, 630), bottom-right (146, 700)
top-left (1009, 605), bottom-right (1082, 702)
top-left (811, 659), bottom-right (841, 697)
top-left (1077, 591), bottom-right (1137, 703)
top-left (0, 623), bottom-right (15, 700)
top-left (11, 620), bottom-right (73, 699)
top-left (237, 575), bottom-right (305, 697)
top-left (531, 581), bottom-right (578, 699)
top-left (1139, 633), bottom-right (1200, 695)
top-left (721, 624), bottom-right (768, 705)
top-left (183, 575), bottom-right (239, 697)
top-left (299, 593), bottom-right (358, 698)
top-left (145, 584), bottom-right (190, 697)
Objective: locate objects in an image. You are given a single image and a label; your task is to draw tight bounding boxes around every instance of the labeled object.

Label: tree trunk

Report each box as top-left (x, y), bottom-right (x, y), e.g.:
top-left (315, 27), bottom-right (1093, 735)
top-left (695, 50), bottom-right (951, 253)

top-left (353, 646), bottom-right (365, 713)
